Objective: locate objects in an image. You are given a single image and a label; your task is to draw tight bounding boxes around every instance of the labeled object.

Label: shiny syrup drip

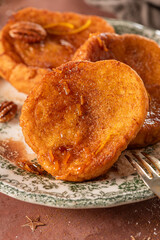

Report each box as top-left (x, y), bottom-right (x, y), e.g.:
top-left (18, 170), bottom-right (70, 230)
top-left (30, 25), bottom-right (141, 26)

top-left (145, 85), bottom-right (160, 126)
top-left (0, 139), bottom-right (45, 175)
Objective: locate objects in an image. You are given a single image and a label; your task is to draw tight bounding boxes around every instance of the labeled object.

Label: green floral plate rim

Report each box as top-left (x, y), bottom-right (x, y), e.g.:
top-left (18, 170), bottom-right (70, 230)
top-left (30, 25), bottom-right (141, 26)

top-left (0, 19), bottom-right (159, 208)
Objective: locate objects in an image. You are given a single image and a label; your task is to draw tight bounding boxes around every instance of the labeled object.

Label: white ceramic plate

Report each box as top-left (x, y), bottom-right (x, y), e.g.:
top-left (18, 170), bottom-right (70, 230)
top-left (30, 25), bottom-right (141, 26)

top-left (0, 19), bottom-right (160, 208)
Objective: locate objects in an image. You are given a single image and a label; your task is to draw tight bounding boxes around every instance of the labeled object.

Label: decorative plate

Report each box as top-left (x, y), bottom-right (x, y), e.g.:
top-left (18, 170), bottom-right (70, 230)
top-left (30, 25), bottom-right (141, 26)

top-left (0, 19), bottom-right (160, 209)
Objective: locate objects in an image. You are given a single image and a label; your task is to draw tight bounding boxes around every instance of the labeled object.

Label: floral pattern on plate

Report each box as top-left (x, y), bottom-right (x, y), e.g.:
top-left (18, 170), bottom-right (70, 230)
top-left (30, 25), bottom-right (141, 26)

top-left (0, 19), bottom-right (160, 208)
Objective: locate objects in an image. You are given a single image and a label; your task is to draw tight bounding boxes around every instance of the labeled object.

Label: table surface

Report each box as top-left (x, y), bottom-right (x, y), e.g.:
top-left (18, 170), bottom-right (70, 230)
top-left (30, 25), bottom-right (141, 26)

top-left (0, 193), bottom-right (160, 240)
top-left (0, 0), bottom-right (160, 239)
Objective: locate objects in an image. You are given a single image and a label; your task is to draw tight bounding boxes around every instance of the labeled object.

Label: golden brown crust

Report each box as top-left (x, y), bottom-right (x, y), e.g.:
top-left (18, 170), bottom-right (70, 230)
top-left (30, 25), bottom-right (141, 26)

top-left (0, 8), bottom-right (114, 94)
top-left (20, 60), bottom-right (148, 181)
top-left (73, 33), bottom-right (160, 148)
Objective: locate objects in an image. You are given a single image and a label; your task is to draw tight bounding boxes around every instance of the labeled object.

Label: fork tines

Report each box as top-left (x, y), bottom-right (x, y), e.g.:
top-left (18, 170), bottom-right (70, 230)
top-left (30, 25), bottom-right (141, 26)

top-left (125, 151), bottom-right (160, 198)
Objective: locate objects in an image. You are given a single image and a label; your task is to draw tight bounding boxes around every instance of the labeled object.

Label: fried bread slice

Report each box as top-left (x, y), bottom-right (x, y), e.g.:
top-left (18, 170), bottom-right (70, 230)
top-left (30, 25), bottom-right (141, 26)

top-left (73, 33), bottom-right (160, 148)
top-left (20, 60), bottom-right (148, 181)
top-left (0, 8), bottom-right (114, 94)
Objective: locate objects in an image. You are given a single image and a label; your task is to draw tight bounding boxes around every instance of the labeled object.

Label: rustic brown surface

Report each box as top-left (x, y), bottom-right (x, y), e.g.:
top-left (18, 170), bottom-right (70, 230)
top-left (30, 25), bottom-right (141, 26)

top-left (0, 1), bottom-right (160, 239)
top-left (0, 193), bottom-right (160, 240)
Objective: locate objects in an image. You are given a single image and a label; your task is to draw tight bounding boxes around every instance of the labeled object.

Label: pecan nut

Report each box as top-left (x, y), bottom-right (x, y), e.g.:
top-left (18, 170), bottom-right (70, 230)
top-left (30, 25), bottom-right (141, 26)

top-left (0, 101), bottom-right (17, 123)
top-left (9, 21), bottom-right (47, 43)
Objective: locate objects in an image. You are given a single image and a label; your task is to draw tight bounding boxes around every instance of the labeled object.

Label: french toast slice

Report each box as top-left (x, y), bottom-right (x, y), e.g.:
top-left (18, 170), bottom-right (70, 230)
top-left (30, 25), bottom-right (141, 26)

top-left (0, 8), bottom-right (114, 94)
top-left (20, 60), bottom-right (148, 181)
top-left (73, 33), bottom-right (160, 148)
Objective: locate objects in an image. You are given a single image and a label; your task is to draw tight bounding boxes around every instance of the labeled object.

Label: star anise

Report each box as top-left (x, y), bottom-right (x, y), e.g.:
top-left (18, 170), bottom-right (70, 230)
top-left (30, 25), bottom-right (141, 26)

top-left (22, 216), bottom-right (45, 232)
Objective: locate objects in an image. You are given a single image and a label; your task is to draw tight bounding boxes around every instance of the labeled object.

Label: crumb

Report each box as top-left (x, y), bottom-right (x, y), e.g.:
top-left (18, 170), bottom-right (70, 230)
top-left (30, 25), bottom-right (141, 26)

top-left (135, 232), bottom-right (141, 237)
top-left (131, 236), bottom-right (136, 240)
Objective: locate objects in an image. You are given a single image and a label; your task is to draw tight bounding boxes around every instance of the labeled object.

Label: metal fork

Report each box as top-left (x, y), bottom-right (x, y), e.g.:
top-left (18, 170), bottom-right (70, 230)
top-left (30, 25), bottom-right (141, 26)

top-left (125, 151), bottom-right (160, 198)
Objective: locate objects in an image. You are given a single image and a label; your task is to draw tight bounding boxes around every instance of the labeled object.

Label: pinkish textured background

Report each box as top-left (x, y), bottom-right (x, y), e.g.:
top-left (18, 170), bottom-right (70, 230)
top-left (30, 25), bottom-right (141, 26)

top-left (0, 1), bottom-right (160, 239)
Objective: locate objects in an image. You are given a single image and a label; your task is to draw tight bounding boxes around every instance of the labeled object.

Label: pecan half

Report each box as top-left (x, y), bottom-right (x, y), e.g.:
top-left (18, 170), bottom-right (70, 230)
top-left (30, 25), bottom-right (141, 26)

top-left (0, 101), bottom-right (17, 123)
top-left (9, 21), bottom-right (47, 43)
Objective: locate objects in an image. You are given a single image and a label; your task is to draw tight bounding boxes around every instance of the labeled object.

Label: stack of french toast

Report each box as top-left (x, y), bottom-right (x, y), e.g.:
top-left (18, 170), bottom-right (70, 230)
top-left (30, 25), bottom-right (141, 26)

top-left (0, 7), bottom-right (160, 182)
